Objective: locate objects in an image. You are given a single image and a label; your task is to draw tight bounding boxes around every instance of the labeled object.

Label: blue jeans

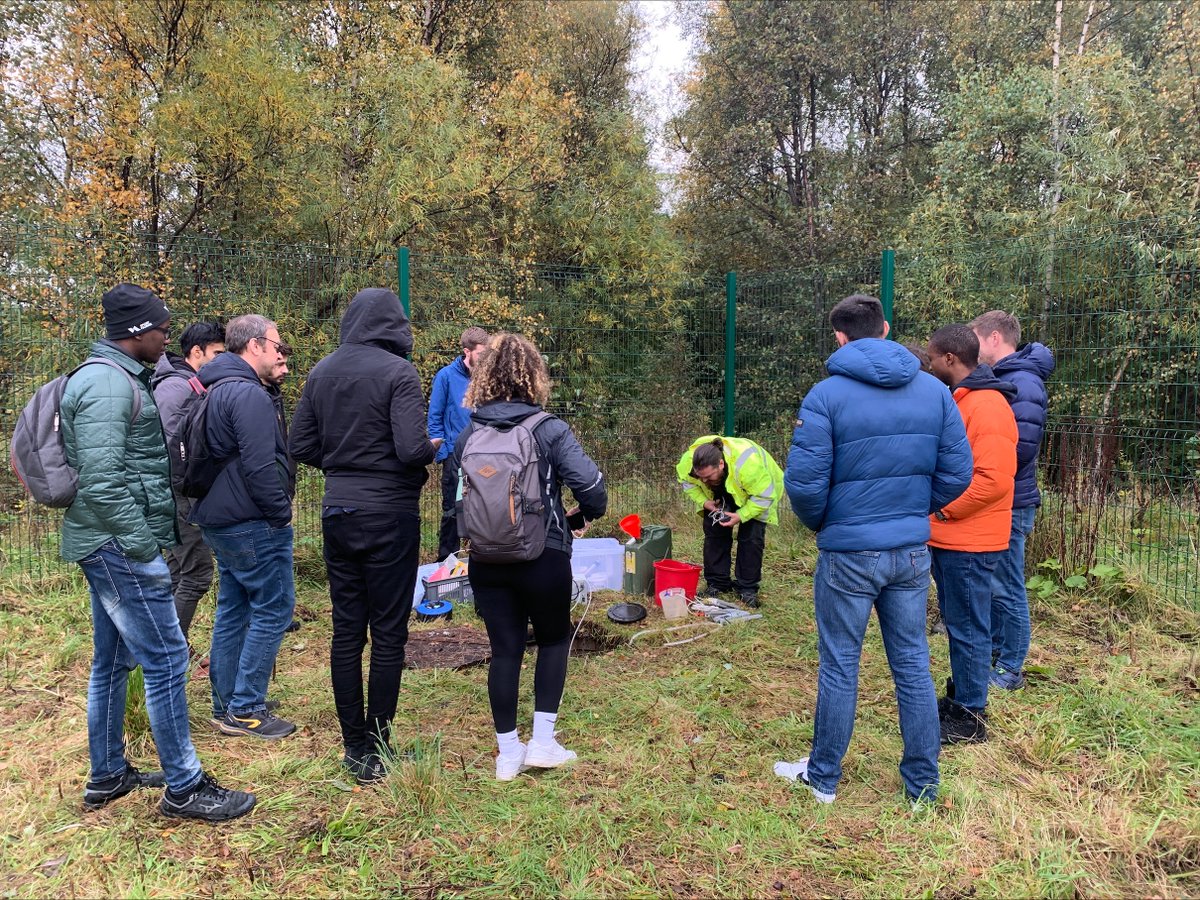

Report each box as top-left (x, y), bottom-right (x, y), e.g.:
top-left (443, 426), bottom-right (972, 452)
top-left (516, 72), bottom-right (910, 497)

top-left (931, 547), bottom-right (1000, 711)
top-left (202, 521), bottom-right (295, 717)
top-left (809, 546), bottom-right (940, 802)
top-left (991, 506), bottom-right (1035, 673)
top-left (78, 541), bottom-right (203, 793)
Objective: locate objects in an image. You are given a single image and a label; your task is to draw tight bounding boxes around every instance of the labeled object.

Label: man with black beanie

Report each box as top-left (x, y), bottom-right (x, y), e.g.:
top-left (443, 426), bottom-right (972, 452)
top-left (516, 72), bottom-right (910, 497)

top-left (61, 283), bottom-right (255, 821)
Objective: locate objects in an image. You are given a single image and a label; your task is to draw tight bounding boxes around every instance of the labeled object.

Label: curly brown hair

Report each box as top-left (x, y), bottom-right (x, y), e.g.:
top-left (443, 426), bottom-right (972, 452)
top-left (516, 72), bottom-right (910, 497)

top-left (463, 332), bottom-right (551, 407)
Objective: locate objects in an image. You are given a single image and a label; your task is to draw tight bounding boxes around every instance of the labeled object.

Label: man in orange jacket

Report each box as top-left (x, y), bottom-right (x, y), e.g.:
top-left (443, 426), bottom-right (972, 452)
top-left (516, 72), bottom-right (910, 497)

top-left (927, 325), bottom-right (1018, 744)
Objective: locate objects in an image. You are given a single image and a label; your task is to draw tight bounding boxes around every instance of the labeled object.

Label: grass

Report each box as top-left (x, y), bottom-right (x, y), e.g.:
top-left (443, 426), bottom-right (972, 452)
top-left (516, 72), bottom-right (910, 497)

top-left (0, 516), bottom-right (1197, 898)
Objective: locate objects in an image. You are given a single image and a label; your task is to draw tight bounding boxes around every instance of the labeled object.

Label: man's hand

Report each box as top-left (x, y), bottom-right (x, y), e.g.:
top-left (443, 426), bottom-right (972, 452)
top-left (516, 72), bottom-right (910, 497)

top-left (430, 437), bottom-right (444, 449)
top-left (720, 512), bottom-right (741, 527)
top-left (703, 499), bottom-right (720, 513)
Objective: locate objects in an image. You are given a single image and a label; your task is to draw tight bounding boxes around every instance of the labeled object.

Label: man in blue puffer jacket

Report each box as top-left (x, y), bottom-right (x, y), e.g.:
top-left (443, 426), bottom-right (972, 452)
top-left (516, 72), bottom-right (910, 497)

top-left (971, 311), bottom-right (1056, 690)
top-left (775, 294), bottom-right (973, 807)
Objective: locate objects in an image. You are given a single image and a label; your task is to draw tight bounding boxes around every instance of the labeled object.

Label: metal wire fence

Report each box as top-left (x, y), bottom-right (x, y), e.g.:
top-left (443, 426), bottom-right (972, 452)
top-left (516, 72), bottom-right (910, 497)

top-left (1, 218), bottom-right (1197, 606)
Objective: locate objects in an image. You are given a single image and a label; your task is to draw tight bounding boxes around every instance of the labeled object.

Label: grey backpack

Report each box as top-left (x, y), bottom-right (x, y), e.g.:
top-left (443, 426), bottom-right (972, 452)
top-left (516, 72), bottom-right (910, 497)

top-left (458, 411), bottom-right (552, 563)
top-left (9, 358), bottom-right (144, 508)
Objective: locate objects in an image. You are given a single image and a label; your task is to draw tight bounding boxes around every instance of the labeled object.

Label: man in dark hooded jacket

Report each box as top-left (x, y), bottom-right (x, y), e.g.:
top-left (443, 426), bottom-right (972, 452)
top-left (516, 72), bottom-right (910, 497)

top-left (191, 314), bottom-right (296, 741)
top-left (290, 288), bottom-right (438, 784)
top-left (972, 311), bottom-right (1055, 692)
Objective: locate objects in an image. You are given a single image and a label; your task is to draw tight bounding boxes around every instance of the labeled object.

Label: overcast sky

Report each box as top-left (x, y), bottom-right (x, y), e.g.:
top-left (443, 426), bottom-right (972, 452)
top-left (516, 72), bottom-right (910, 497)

top-left (630, 0), bottom-right (696, 204)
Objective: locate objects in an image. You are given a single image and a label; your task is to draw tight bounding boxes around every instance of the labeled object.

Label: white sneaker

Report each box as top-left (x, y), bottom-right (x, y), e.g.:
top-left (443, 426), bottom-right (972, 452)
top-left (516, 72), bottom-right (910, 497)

top-left (495, 743), bottom-right (527, 781)
top-left (773, 756), bottom-right (835, 804)
top-left (524, 737), bottom-right (578, 769)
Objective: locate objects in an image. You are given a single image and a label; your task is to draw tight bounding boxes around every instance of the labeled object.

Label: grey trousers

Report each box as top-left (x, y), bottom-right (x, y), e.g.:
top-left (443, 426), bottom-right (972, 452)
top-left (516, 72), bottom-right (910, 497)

top-left (164, 493), bottom-right (215, 638)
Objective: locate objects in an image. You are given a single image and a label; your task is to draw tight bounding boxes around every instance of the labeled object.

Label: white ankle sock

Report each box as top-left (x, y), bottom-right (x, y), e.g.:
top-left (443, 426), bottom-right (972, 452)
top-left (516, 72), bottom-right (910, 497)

top-left (496, 729), bottom-right (522, 756)
top-left (531, 711), bottom-right (558, 744)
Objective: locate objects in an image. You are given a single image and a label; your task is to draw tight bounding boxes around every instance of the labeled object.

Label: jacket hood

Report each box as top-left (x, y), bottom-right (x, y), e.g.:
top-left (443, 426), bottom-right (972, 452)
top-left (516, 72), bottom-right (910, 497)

top-left (339, 288), bottom-right (413, 357)
top-left (151, 351), bottom-right (194, 387)
top-left (993, 342), bottom-right (1056, 380)
top-left (197, 350), bottom-right (261, 387)
top-left (957, 363), bottom-right (1019, 400)
top-left (826, 338), bottom-right (919, 388)
top-left (470, 400), bottom-right (543, 427)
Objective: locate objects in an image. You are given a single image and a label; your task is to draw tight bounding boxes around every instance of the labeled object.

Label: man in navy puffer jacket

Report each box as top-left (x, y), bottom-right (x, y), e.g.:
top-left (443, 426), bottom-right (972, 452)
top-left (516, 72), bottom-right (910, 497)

top-left (972, 311), bottom-right (1055, 690)
top-left (775, 294), bottom-right (973, 807)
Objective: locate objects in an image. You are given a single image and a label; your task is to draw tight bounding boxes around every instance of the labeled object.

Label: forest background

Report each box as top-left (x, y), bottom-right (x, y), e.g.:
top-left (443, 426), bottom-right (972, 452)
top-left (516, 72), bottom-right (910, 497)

top-left (0, 0), bottom-right (1198, 601)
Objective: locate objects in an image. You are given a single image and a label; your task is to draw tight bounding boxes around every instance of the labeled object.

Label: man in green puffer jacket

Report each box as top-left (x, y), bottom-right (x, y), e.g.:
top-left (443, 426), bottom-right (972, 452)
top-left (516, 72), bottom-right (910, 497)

top-left (60, 283), bottom-right (254, 822)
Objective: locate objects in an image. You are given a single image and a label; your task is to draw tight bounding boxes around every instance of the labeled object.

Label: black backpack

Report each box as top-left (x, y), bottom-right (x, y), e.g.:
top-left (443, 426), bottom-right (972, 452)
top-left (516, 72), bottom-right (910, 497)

top-left (168, 377), bottom-right (238, 499)
top-left (10, 359), bottom-right (144, 508)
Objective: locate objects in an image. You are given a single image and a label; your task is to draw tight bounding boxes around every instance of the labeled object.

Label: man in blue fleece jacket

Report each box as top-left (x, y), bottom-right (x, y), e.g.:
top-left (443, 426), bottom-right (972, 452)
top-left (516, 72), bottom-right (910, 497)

top-left (775, 294), bottom-right (973, 807)
top-left (428, 326), bottom-right (489, 560)
top-left (971, 311), bottom-right (1055, 690)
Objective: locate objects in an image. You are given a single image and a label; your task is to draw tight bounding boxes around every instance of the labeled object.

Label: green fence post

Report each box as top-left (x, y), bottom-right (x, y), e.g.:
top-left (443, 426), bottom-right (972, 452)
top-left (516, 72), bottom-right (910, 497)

top-left (397, 247), bottom-right (410, 318)
top-left (724, 271), bottom-right (736, 436)
top-left (880, 249), bottom-right (895, 337)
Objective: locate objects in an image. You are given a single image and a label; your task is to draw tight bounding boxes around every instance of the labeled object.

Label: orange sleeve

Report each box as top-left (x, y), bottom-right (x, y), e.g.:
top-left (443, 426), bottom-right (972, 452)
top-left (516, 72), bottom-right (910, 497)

top-left (941, 394), bottom-right (1017, 521)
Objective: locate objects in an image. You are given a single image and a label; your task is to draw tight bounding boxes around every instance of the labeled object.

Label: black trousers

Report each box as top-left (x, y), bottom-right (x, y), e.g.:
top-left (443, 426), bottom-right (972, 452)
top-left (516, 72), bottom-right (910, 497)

top-left (437, 458), bottom-right (461, 561)
top-left (323, 507), bottom-right (420, 752)
top-left (701, 512), bottom-right (767, 593)
top-left (468, 549), bottom-right (573, 734)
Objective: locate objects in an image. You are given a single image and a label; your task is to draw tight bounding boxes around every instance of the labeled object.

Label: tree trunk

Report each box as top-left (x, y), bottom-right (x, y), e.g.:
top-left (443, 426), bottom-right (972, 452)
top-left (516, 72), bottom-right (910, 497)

top-left (1041, 0), bottom-right (1064, 341)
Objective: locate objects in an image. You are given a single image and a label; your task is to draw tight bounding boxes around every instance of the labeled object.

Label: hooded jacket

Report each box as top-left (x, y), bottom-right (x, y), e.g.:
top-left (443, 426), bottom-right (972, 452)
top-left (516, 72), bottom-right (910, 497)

top-left (993, 342), bottom-right (1054, 509)
top-left (189, 351), bottom-right (293, 529)
top-left (453, 401), bottom-right (607, 556)
top-left (676, 436), bottom-right (784, 525)
top-left (289, 288), bottom-right (435, 510)
top-left (151, 351), bottom-right (202, 439)
top-left (60, 340), bottom-right (176, 562)
top-left (928, 365), bottom-right (1019, 553)
top-left (785, 338), bottom-right (974, 552)
top-left (428, 356), bottom-right (472, 462)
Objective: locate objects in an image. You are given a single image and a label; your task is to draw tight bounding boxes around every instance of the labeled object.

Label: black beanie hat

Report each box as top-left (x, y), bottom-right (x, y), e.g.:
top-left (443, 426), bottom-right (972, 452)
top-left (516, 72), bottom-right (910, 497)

top-left (102, 283), bottom-right (171, 340)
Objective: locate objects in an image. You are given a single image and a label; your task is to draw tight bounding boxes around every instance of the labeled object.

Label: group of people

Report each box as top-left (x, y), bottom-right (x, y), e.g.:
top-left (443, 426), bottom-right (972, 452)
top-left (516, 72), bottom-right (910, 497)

top-left (59, 281), bottom-right (1050, 822)
top-left (774, 295), bottom-right (1053, 805)
top-left (60, 283), bottom-right (608, 820)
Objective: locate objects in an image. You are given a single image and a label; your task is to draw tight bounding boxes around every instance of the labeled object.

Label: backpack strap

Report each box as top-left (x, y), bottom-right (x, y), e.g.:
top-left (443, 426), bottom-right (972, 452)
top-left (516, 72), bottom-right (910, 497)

top-left (70, 358), bottom-right (144, 423)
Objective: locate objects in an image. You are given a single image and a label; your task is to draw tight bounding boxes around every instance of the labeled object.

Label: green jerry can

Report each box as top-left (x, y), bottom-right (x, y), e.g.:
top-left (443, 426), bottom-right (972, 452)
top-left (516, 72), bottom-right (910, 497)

top-left (623, 525), bottom-right (672, 596)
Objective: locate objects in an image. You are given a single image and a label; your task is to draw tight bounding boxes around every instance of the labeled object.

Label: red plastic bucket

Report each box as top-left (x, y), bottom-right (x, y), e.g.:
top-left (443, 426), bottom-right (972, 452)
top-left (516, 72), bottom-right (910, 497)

top-left (653, 559), bottom-right (702, 606)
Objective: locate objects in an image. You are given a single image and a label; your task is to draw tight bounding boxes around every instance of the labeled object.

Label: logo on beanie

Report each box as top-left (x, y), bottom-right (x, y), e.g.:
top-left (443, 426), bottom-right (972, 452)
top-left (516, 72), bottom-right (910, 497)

top-left (127, 320), bottom-right (157, 334)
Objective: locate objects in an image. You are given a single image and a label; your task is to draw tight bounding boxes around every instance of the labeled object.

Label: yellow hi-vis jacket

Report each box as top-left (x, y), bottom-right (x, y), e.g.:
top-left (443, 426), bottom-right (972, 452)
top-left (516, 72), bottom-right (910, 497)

top-left (676, 436), bottom-right (784, 526)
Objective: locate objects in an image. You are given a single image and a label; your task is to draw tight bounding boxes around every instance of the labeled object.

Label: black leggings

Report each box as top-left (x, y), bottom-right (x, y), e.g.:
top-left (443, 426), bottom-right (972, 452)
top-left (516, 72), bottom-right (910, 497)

top-left (468, 549), bottom-right (573, 734)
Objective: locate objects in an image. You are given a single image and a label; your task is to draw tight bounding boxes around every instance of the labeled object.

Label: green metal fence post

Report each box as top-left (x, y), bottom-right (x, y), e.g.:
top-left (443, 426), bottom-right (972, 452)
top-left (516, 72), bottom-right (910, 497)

top-left (880, 249), bottom-right (895, 337)
top-left (397, 247), bottom-right (410, 318)
top-left (724, 271), bottom-right (736, 436)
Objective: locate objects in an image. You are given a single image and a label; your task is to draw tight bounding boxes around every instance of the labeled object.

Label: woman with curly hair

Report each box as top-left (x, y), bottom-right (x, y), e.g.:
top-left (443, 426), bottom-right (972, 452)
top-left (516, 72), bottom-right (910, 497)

top-left (454, 333), bottom-right (608, 780)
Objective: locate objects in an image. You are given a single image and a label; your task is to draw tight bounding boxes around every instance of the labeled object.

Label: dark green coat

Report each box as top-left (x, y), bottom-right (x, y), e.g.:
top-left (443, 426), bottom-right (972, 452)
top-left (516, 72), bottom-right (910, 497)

top-left (60, 341), bottom-right (177, 562)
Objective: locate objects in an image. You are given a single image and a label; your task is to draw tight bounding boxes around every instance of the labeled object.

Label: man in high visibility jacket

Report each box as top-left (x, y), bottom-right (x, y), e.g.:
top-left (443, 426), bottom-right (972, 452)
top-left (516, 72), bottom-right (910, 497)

top-left (677, 435), bottom-right (784, 607)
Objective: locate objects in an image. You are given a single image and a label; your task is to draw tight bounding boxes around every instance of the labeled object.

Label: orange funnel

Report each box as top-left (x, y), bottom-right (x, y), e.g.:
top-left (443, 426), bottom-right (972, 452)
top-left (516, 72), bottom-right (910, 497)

top-left (619, 514), bottom-right (642, 541)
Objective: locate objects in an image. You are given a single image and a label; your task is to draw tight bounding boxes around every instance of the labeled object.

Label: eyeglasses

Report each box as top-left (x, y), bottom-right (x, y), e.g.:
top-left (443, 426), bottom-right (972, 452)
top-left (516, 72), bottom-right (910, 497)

top-left (256, 335), bottom-right (286, 355)
top-left (154, 324), bottom-right (172, 338)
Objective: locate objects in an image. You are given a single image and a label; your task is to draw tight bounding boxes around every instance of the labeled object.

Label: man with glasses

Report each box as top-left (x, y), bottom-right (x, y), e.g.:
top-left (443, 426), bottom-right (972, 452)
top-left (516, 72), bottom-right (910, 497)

top-left (151, 322), bottom-right (226, 661)
top-left (61, 284), bottom-right (254, 820)
top-left (190, 315), bottom-right (298, 740)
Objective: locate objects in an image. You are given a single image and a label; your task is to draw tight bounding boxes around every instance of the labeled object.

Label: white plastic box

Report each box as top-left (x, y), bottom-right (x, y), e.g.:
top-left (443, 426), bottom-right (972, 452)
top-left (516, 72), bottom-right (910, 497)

top-left (570, 537), bottom-right (624, 592)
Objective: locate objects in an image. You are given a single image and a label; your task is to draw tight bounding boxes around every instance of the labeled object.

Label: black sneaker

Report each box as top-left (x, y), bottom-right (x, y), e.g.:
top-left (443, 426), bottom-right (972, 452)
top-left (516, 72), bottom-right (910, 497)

top-left (940, 703), bottom-right (987, 745)
top-left (160, 772), bottom-right (256, 822)
top-left (698, 585), bottom-right (727, 600)
top-left (343, 747), bottom-right (387, 785)
top-left (739, 591), bottom-right (761, 609)
top-left (936, 677), bottom-right (956, 717)
top-left (218, 710), bottom-right (297, 740)
top-left (83, 764), bottom-right (166, 809)
top-left (285, 619), bottom-right (301, 633)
